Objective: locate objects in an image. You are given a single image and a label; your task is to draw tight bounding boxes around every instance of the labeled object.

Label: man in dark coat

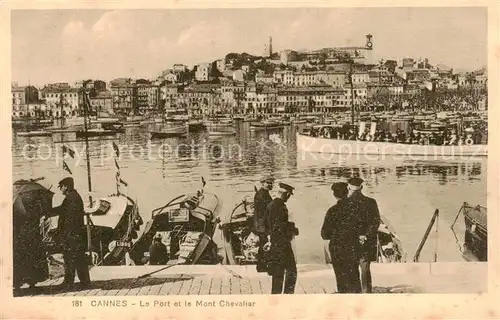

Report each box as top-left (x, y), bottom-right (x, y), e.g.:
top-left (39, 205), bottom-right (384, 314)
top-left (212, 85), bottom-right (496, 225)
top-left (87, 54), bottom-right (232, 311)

top-left (321, 182), bottom-right (362, 293)
top-left (149, 234), bottom-right (168, 265)
top-left (253, 175), bottom-right (274, 272)
top-left (265, 183), bottom-right (298, 294)
top-left (50, 177), bottom-right (91, 290)
top-left (347, 177), bottom-right (380, 293)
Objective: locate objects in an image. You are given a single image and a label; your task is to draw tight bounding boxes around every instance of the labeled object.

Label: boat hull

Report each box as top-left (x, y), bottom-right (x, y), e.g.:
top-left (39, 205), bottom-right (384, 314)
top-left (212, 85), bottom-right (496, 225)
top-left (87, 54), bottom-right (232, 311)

top-left (76, 130), bottom-right (119, 138)
top-left (129, 193), bottom-right (221, 265)
top-left (208, 131), bottom-right (236, 136)
top-left (463, 204), bottom-right (487, 261)
top-left (16, 131), bottom-right (52, 137)
top-left (296, 133), bottom-right (487, 157)
top-left (42, 195), bottom-right (143, 266)
top-left (250, 125), bottom-right (284, 131)
top-left (150, 130), bottom-right (187, 139)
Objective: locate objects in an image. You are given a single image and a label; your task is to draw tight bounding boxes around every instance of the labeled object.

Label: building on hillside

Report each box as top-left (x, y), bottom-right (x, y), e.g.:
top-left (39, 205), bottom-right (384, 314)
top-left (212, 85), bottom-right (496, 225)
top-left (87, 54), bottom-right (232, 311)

top-left (255, 74), bottom-right (275, 84)
top-left (368, 68), bottom-right (395, 83)
top-left (339, 83), bottom-right (367, 108)
top-left (233, 70), bottom-right (245, 82)
top-left (40, 84), bottom-right (79, 117)
top-left (402, 58), bottom-right (416, 69)
top-left (351, 71), bottom-right (369, 84)
top-left (276, 86), bottom-right (344, 113)
top-left (216, 59), bottom-right (226, 72)
top-left (195, 63), bottom-right (212, 82)
top-left (280, 50), bottom-right (298, 65)
top-left (316, 71), bottom-right (346, 87)
top-left (12, 85), bottom-right (38, 109)
top-left (137, 82), bottom-right (160, 114)
top-left (177, 84), bottom-right (221, 116)
top-left (89, 91), bottom-right (113, 115)
top-left (110, 78), bottom-right (137, 115)
top-left (173, 64), bottom-right (188, 73)
top-left (273, 70), bottom-right (294, 85)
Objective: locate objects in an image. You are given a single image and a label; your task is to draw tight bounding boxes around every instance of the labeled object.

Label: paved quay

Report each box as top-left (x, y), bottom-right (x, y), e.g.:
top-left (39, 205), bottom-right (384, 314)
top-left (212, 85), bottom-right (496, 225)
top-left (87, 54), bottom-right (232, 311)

top-left (17, 262), bottom-right (487, 297)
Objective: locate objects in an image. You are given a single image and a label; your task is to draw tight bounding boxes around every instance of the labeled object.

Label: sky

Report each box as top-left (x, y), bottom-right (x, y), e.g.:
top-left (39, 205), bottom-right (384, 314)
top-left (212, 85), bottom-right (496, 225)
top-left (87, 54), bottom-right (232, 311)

top-left (11, 7), bottom-right (487, 87)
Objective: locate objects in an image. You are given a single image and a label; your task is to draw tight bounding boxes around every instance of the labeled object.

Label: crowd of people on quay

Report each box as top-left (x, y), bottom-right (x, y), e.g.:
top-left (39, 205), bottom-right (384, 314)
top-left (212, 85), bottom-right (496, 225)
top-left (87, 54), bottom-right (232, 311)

top-left (310, 121), bottom-right (487, 146)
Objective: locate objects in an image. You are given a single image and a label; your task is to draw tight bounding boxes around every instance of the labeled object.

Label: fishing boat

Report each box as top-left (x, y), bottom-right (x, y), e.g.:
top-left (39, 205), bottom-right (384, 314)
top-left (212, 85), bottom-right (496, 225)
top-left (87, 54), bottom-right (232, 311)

top-left (150, 123), bottom-right (188, 139)
top-left (250, 120), bottom-right (284, 131)
top-left (296, 131), bottom-right (487, 157)
top-left (76, 128), bottom-right (120, 138)
top-left (187, 119), bottom-right (206, 132)
top-left (207, 122), bottom-right (236, 136)
top-left (219, 198), bottom-right (257, 265)
top-left (75, 120), bottom-right (124, 138)
top-left (462, 203), bottom-right (487, 261)
top-left (42, 194), bottom-right (143, 266)
top-left (324, 215), bottom-right (407, 264)
top-left (16, 130), bottom-right (52, 137)
top-left (129, 188), bottom-right (222, 265)
top-left (99, 120), bottom-right (125, 133)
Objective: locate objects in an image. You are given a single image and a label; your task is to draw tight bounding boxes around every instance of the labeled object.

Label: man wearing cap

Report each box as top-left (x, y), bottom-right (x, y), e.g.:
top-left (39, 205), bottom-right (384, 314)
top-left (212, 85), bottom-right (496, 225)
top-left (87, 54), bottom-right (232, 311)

top-left (50, 177), bottom-right (91, 290)
top-left (347, 177), bottom-right (380, 293)
top-left (149, 234), bottom-right (168, 265)
top-left (265, 183), bottom-right (298, 294)
top-left (253, 175), bottom-right (274, 272)
top-left (321, 182), bottom-right (362, 293)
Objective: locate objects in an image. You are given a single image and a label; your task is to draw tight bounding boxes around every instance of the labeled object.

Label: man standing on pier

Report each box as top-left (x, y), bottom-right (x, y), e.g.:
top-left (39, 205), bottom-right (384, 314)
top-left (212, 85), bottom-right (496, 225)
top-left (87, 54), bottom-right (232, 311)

top-left (347, 177), bottom-right (380, 293)
top-left (265, 183), bottom-right (298, 294)
top-left (321, 182), bottom-right (362, 293)
top-left (253, 175), bottom-right (274, 272)
top-left (50, 177), bottom-right (91, 290)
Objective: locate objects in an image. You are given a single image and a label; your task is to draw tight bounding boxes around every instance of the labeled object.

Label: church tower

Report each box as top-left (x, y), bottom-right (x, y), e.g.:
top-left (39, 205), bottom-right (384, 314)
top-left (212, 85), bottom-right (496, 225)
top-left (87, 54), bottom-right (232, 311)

top-left (269, 36), bottom-right (273, 57)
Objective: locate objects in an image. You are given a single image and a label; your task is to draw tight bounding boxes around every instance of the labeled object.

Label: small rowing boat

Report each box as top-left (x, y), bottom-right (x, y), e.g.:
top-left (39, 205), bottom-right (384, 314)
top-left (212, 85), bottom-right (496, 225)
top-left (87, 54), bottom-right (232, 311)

top-left (219, 198), bottom-right (257, 265)
top-left (462, 203), bottom-right (487, 261)
top-left (129, 188), bottom-right (222, 265)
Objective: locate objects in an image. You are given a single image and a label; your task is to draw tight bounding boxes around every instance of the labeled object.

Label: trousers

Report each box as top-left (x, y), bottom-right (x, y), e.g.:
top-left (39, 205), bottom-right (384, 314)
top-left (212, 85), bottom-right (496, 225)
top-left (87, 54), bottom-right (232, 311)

top-left (331, 260), bottom-right (361, 293)
top-left (271, 250), bottom-right (297, 294)
top-left (359, 255), bottom-right (372, 293)
top-left (63, 248), bottom-right (91, 286)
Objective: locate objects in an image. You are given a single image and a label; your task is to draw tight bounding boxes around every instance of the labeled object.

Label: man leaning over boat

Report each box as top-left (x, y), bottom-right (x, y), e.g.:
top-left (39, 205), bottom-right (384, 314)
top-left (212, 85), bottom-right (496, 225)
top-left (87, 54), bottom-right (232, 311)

top-left (45, 177), bottom-right (92, 291)
top-left (253, 175), bottom-right (275, 272)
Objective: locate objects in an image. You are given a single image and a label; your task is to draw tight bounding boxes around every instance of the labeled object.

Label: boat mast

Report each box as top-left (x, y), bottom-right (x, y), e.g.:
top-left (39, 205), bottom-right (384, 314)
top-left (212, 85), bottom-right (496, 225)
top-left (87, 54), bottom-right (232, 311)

top-left (81, 82), bottom-right (93, 254)
top-left (349, 59), bottom-right (355, 127)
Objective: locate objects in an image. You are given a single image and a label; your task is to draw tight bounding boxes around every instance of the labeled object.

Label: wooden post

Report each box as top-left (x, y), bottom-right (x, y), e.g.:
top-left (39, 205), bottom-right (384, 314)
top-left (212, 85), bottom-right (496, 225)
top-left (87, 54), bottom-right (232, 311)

top-left (433, 210), bottom-right (439, 262)
top-left (413, 209), bottom-right (439, 262)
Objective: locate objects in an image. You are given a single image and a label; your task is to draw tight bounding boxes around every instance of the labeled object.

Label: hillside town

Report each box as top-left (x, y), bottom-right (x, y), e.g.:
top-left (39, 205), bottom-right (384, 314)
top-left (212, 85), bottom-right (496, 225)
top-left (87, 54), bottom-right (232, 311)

top-left (12, 35), bottom-right (487, 120)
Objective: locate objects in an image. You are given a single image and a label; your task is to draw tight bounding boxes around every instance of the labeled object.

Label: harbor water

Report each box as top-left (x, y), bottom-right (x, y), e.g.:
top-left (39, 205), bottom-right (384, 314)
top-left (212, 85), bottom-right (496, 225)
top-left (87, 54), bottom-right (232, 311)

top-left (11, 121), bottom-right (487, 263)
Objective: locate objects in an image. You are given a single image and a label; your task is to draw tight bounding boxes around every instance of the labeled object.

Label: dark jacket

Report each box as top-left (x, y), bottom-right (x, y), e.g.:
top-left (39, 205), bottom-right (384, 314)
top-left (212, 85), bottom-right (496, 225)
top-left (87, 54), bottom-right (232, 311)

top-left (266, 198), bottom-right (296, 267)
top-left (149, 241), bottom-right (168, 265)
top-left (321, 198), bottom-right (362, 262)
top-left (349, 192), bottom-right (380, 261)
top-left (51, 189), bottom-right (86, 251)
top-left (253, 188), bottom-right (273, 235)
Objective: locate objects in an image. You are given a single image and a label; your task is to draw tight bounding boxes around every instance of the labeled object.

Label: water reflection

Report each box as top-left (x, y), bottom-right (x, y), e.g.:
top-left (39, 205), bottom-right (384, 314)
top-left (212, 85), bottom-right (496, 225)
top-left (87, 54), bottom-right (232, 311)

top-left (12, 123), bottom-right (487, 263)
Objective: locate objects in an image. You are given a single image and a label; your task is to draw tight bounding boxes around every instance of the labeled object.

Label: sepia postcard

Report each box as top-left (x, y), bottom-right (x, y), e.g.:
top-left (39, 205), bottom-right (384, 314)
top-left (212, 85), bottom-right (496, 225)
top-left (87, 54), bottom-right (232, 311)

top-left (0, 1), bottom-right (499, 319)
